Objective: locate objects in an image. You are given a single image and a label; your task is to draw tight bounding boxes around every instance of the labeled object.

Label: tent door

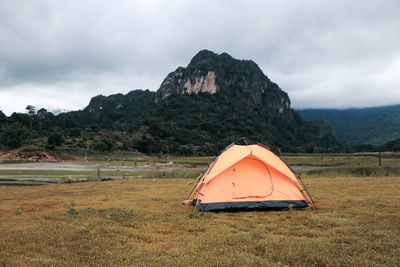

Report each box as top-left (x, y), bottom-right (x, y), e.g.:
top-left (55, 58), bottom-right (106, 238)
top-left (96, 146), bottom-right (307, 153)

top-left (231, 158), bottom-right (273, 199)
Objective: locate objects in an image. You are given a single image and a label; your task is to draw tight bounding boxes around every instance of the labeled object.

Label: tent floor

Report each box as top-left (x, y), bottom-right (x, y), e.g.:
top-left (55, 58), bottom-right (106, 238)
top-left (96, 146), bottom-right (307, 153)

top-left (193, 200), bottom-right (308, 212)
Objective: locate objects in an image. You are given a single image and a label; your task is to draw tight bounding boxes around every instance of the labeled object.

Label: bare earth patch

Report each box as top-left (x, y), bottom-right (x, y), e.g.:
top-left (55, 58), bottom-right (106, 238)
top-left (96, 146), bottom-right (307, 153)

top-left (0, 149), bottom-right (57, 162)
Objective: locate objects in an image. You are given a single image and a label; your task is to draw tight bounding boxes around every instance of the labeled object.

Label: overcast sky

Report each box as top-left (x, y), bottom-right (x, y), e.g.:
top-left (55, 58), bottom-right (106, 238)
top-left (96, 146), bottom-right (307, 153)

top-left (0, 0), bottom-right (399, 115)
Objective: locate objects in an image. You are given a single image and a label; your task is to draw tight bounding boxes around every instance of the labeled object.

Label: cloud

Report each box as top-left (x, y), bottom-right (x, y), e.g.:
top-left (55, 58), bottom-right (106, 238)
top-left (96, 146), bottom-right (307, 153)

top-left (0, 0), bottom-right (399, 114)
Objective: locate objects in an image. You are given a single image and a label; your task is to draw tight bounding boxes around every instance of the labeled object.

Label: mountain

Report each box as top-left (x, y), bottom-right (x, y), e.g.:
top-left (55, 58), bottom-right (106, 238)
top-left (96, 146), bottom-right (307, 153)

top-left (155, 50), bottom-right (290, 113)
top-left (72, 50), bottom-right (342, 153)
top-left (0, 50), bottom-right (343, 154)
top-left (298, 105), bottom-right (400, 145)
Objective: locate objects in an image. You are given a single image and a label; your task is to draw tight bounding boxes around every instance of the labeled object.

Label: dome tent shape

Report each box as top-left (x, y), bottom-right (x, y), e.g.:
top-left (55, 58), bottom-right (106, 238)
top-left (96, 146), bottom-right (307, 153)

top-left (186, 141), bottom-right (315, 211)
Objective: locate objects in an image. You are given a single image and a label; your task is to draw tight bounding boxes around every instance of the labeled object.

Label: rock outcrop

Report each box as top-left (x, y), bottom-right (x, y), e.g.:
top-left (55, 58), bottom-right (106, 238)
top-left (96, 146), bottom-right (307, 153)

top-left (157, 68), bottom-right (218, 100)
top-left (155, 50), bottom-right (291, 114)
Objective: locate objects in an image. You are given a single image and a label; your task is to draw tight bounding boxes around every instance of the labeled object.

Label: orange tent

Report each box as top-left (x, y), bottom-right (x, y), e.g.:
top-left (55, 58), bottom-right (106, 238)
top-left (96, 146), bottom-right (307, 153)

top-left (185, 142), bottom-right (316, 211)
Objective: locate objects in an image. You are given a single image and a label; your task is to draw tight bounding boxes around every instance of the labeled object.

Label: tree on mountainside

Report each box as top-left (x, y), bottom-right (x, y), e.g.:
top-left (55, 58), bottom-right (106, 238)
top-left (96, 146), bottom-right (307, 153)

top-left (0, 109), bottom-right (6, 124)
top-left (26, 105), bottom-right (36, 129)
top-left (46, 132), bottom-right (63, 150)
top-left (26, 105), bottom-right (36, 116)
top-left (0, 123), bottom-right (27, 149)
top-left (382, 138), bottom-right (400, 151)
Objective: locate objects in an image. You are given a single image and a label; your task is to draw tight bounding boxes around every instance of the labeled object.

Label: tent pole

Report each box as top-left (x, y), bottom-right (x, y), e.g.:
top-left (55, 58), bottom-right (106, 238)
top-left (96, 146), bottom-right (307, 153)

top-left (297, 175), bottom-right (317, 209)
top-left (186, 173), bottom-right (203, 200)
top-left (186, 183), bottom-right (198, 200)
top-left (277, 154), bottom-right (317, 209)
top-left (243, 137), bottom-right (249, 145)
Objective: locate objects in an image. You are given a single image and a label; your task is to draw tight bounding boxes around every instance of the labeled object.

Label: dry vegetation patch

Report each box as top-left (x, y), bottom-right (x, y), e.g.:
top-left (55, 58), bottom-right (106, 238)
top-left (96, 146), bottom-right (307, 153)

top-left (1, 177), bottom-right (399, 266)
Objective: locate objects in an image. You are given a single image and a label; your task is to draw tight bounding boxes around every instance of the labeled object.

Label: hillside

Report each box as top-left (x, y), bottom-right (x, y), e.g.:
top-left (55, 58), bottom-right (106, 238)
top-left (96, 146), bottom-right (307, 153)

top-left (298, 105), bottom-right (400, 145)
top-left (0, 50), bottom-right (343, 154)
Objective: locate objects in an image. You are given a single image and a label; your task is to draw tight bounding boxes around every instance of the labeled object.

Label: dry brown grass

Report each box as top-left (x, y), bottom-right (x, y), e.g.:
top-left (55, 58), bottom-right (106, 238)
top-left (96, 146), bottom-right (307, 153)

top-left (1, 177), bottom-right (399, 266)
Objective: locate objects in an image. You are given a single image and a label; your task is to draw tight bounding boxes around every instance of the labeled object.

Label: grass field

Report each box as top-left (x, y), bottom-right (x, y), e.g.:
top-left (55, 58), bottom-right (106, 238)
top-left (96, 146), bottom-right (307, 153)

top-left (1, 175), bottom-right (399, 266)
top-left (1, 153), bottom-right (399, 186)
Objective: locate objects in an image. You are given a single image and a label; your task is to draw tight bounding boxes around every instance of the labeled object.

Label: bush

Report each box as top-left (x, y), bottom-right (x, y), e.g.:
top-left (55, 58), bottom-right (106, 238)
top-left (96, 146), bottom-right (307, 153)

top-left (0, 123), bottom-right (27, 149)
top-left (70, 128), bottom-right (82, 137)
top-left (48, 132), bottom-right (63, 146)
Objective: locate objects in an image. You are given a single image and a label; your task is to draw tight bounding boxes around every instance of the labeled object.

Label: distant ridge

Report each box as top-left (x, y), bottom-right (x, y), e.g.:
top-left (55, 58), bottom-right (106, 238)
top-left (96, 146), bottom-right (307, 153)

top-left (298, 105), bottom-right (400, 145)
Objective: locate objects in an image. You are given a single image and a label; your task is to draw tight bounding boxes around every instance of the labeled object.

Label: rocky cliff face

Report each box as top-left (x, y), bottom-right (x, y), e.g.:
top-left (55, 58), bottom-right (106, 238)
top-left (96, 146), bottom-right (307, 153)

top-left (86, 93), bottom-right (125, 113)
top-left (157, 68), bottom-right (218, 100)
top-left (156, 50), bottom-right (291, 114)
top-left (83, 90), bottom-right (155, 122)
top-left (85, 90), bottom-right (155, 113)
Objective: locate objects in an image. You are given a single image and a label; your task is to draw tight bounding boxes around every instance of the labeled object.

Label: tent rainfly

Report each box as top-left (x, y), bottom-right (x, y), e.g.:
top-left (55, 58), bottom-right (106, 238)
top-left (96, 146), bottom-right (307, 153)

top-left (184, 142), bottom-right (316, 211)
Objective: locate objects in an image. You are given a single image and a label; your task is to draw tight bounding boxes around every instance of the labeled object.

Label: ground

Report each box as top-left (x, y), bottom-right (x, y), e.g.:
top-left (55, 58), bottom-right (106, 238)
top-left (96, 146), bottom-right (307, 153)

top-left (1, 175), bottom-right (399, 266)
